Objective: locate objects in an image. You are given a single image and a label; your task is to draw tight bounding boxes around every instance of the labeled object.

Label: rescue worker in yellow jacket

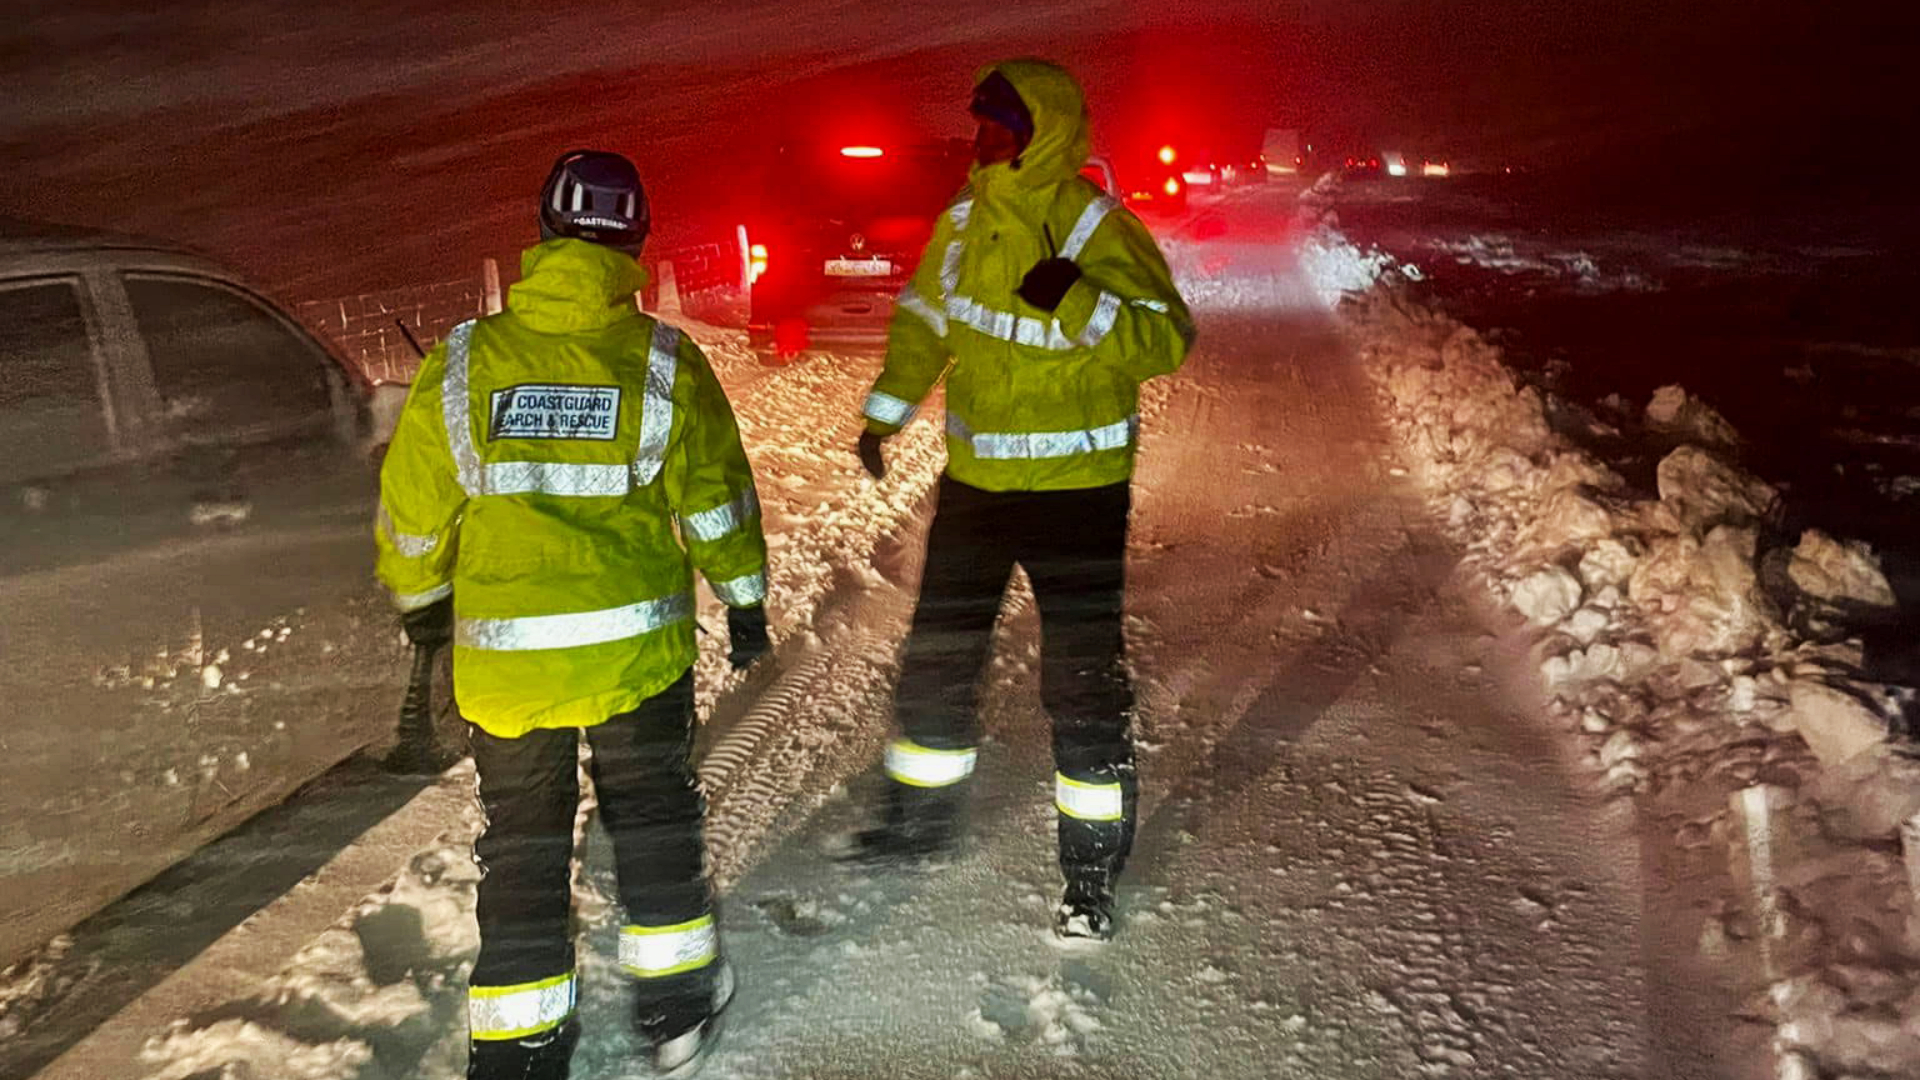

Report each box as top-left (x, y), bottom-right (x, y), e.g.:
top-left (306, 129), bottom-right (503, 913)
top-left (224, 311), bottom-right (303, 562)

top-left (377, 150), bottom-right (769, 1079)
top-left (848, 61), bottom-right (1194, 940)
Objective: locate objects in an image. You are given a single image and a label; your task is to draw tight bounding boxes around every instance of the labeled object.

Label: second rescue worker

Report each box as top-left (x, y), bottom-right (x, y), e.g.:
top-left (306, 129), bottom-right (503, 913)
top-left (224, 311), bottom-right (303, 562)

top-left (849, 60), bottom-right (1195, 940)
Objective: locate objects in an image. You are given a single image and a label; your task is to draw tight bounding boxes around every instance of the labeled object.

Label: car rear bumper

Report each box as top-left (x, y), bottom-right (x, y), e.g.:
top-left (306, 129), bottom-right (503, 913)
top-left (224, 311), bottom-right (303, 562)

top-left (749, 321), bottom-right (890, 351)
top-left (751, 285), bottom-right (900, 350)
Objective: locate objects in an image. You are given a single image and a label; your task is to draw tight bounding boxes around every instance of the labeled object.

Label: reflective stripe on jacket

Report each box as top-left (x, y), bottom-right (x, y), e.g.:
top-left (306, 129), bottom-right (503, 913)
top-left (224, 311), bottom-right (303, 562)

top-left (376, 238), bottom-right (767, 737)
top-left (863, 59), bottom-right (1195, 492)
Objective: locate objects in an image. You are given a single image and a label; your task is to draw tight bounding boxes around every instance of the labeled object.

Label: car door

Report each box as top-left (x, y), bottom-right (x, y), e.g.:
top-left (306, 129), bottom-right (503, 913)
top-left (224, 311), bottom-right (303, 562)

top-left (0, 262), bottom-right (412, 969)
top-left (111, 267), bottom-right (407, 798)
top-left (0, 268), bottom-right (206, 966)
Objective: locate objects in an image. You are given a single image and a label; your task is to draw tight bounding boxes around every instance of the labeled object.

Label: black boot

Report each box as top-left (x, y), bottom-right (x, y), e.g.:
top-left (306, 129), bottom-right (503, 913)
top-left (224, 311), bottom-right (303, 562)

top-left (635, 960), bottom-right (735, 1077)
top-left (1054, 872), bottom-right (1116, 942)
top-left (831, 783), bottom-right (961, 866)
top-left (467, 1019), bottom-right (579, 1080)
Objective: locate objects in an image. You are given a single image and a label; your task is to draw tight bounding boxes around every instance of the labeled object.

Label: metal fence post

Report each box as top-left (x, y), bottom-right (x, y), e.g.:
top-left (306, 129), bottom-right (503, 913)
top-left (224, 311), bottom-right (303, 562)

top-left (482, 258), bottom-right (503, 315)
top-left (653, 261), bottom-right (681, 317)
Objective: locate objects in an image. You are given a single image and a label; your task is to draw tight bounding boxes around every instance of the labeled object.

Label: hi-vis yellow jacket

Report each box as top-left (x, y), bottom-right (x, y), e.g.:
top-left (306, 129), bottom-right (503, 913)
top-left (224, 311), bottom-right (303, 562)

top-left (862, 59), bottom-right (1195, 491)
top-left (376, 238), bottom-right (767, 738)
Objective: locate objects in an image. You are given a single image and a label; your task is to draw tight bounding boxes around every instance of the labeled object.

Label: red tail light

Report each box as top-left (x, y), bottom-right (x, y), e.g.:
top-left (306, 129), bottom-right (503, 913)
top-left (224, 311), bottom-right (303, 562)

top-left (1158, 145), bottom-right (1177, 166)
top-left (840, 146), bottom-right (883, 158)
top-left (1163, 176), bottom-right (1181, 196)
top-left (749, 242), bottom-right (769, 284)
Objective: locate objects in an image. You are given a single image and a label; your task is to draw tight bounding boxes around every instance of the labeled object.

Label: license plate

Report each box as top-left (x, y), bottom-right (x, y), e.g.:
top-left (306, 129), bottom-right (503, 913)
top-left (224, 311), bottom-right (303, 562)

top-left (825, 257), bottom-right (892, 277)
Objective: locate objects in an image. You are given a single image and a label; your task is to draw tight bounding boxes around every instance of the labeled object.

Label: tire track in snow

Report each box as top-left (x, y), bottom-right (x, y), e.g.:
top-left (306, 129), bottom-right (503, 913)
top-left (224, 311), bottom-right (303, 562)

top-left (679, 333), bottom-right (952, 885)
top-left (698, 624), bottom-right (900, 890)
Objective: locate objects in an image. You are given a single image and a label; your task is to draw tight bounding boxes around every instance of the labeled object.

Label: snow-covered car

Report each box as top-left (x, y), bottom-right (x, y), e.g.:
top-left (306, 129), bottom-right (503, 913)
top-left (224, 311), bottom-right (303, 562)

top-left (0, 222), bottom-right (403, 968)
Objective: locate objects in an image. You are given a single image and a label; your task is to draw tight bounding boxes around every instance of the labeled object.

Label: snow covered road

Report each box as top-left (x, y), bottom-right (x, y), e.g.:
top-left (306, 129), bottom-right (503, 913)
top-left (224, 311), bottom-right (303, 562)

top-left (26, 188), bottom-right (1741, 1079)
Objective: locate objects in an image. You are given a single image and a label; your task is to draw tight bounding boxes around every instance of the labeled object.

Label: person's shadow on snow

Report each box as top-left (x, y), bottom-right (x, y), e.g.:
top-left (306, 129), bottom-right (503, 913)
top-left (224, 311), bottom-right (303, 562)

top-left (1128, 514), bottom-right (1460, 896)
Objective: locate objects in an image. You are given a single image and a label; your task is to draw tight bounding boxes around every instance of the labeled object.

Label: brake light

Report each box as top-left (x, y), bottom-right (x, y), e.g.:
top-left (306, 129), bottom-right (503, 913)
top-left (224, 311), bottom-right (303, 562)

top-left (749, 243), bottom-right (769, 284)
top-left (840, 146), bottom-right (883, 158)
top-left (1157, 145), bottom-right (1176, 166)
top-left (1163, 176), bottom-right (1181, 196)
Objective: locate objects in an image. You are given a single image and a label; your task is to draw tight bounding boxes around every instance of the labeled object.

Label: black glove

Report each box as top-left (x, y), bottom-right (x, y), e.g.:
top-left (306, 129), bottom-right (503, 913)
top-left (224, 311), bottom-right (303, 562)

top-left (727, 605), bottom-right (771, 670)
top-left (1017, 257), bottom-right (1083, 312)
top-left (400, 597), bottom-right (453, 650)
top-left (857, 429), bottom-right (888, 480)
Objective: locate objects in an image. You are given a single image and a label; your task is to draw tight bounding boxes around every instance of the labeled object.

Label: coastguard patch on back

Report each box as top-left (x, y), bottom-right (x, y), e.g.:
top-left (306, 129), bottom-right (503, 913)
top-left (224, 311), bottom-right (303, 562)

top-left (488, 384), bottom-right (622, 441)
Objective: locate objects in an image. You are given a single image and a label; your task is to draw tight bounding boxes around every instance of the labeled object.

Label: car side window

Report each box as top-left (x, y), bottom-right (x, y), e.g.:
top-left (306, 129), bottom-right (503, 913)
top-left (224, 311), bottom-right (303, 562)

top-left (122, 273), bottom-right (335, 442)
top-left (0, 277), bottom-right (112, 484)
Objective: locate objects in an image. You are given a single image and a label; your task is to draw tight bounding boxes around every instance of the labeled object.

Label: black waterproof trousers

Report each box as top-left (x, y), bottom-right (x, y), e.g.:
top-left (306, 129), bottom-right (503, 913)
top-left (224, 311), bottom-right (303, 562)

top-left (890, 476), bottom-right (1138, 882)
top-left (465, 672), bottom-right (717, 1073)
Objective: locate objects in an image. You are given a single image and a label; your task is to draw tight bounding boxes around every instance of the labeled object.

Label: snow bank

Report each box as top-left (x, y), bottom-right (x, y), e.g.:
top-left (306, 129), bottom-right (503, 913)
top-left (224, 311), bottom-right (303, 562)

top-left (1297, 180), bottom-right (1919, 1079)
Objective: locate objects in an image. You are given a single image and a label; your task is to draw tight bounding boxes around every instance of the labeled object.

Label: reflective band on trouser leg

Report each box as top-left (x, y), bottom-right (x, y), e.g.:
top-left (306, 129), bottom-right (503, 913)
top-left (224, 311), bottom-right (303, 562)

top-left (885, 739), bottom-right (978, 788)
top-left (620, 915), bottom-right (718, 978)
top-left (1055, 773), bottom-right (1125, 821)
top-left (469, 973), bottom-right (578, 1041)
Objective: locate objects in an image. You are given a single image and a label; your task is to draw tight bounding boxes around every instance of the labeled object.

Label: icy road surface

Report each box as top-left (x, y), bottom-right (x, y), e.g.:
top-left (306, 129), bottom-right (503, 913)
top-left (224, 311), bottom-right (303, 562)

top-left (28, 188), bottom-right (1739, 1080)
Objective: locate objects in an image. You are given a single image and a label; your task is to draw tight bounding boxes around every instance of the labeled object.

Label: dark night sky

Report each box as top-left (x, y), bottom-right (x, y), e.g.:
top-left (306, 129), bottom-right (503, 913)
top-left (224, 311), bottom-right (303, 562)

top-left (0, 0), bottom-right (1906, 292)
top-left (5, 0), bottom-right (1897, 155)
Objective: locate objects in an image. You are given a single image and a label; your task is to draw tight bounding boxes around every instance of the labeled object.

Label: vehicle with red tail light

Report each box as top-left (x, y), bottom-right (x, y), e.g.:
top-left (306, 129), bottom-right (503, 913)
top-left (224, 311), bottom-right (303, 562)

top-left (740, 139), bottom-right (973, 362)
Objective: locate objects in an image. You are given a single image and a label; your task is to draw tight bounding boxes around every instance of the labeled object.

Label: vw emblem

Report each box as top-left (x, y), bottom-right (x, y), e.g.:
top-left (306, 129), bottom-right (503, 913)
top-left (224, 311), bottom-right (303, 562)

top-left (849, 233), bottom-right (867, 252)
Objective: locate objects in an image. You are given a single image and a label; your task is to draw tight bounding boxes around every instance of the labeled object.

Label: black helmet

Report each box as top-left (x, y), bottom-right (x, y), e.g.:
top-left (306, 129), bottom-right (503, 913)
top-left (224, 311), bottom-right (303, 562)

top-left (539, 149), bottom-right (650, 253)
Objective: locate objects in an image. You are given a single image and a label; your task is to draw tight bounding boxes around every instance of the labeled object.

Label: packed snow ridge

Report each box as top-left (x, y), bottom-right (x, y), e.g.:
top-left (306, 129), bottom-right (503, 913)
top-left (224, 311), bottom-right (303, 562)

top-left (1295, 179), bottom-right (1920, 1078)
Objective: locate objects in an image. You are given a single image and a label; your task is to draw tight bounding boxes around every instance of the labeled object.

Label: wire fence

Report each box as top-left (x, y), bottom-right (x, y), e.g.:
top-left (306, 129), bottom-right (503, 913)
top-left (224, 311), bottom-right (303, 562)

top-left (297, 235), bottom-right (747, 386)
top-left (295, 275), bottom-right (495, 386)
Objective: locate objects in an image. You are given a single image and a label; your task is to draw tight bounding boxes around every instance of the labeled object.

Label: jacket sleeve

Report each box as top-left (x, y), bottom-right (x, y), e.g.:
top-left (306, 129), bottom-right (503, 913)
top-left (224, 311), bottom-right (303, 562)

top-left (664, 332), bottom-right (770, 609)
top-left (375, 344), bottom-right (466, 611)
top-left (1051, 205), bottom-right (1195, 383)
top-left (862, 201), bottom-right (960, 435)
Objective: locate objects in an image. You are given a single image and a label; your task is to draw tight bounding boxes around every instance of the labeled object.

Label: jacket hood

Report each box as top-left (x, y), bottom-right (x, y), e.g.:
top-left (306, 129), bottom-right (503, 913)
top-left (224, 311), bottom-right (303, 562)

top-left (969, 59), bottom-right (1090, 194)
top-left (508, 237), bottom-right (650, 334)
